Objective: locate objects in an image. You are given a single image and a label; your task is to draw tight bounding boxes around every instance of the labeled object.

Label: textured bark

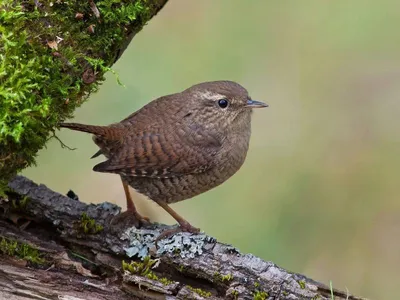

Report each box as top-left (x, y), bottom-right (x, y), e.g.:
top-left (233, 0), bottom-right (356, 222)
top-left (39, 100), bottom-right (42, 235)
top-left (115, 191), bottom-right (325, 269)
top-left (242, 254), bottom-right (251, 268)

top-left (0, 176), bottom-right (366, 300)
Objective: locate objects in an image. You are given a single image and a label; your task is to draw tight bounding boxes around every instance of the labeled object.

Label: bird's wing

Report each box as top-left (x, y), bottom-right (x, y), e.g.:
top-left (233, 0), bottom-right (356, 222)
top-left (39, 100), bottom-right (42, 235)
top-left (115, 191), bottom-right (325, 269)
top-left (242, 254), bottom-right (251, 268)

top-left (92, 125), bottom-right (222, 178)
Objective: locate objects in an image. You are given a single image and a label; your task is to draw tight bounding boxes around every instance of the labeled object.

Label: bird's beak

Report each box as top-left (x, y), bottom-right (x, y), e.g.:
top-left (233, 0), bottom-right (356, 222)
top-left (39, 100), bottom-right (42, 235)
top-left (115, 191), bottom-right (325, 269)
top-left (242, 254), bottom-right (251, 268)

top-left (246, 99), bottom-right (268, 108)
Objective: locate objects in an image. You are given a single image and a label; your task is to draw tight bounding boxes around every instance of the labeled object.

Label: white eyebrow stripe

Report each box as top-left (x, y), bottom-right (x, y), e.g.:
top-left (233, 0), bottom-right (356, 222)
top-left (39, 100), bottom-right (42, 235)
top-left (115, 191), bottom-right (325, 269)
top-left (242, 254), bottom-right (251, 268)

top-left (196, 91), bottom-right (226, 100)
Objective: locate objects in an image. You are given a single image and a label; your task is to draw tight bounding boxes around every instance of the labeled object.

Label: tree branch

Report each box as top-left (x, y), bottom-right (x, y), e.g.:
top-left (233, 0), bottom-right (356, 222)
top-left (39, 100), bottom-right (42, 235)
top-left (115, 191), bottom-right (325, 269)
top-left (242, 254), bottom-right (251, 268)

top-left (0, 176), bottom-right (366, 300)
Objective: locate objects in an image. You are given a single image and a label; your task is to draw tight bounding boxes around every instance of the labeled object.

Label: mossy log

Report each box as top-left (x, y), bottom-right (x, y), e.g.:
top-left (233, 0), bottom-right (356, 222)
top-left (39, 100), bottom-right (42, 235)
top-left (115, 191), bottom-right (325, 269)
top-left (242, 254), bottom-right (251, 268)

top-left (0, 0), bottom-right (168, 190)
top-left (0, 176), bottom-right (366, 300)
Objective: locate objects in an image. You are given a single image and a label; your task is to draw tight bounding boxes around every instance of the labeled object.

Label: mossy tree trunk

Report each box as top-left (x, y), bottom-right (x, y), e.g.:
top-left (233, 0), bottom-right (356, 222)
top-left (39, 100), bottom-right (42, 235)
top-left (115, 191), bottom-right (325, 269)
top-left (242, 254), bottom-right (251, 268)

top-left (0, 0), bottom-right (168, 190)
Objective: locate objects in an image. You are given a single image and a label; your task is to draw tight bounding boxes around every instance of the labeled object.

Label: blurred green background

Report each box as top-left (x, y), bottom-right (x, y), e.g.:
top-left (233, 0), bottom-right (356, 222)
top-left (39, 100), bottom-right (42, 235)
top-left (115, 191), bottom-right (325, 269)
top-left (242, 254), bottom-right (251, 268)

top-left (23, 1), bottom-right (400, 299)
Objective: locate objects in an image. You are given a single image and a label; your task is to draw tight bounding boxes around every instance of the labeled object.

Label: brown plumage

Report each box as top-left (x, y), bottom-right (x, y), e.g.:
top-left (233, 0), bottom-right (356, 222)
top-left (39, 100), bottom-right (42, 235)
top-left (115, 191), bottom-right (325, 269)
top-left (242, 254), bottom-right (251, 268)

top-left (60, 81), bottom-right (267, 236)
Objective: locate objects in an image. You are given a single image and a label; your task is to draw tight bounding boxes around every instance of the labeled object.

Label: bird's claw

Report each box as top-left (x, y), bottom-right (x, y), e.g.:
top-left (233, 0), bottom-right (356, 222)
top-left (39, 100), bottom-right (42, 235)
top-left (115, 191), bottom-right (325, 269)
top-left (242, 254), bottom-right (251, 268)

top-left (110, 210), bottom-right (150, 232)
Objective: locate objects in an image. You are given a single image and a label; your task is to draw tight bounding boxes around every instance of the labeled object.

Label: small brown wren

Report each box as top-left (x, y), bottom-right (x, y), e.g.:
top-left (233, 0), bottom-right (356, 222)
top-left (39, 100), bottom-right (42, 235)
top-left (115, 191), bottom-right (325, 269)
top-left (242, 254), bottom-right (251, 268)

top-left (60, 81), bottom-right (267, 236)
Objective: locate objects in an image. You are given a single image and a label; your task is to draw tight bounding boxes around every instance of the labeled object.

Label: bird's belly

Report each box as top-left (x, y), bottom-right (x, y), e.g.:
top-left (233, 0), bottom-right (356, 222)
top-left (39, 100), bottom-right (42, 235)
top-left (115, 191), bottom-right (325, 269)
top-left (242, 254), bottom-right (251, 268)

top-left (122, 164), bottom-right (242, 204)
top-left (122, 136), bottom-right (250, 204)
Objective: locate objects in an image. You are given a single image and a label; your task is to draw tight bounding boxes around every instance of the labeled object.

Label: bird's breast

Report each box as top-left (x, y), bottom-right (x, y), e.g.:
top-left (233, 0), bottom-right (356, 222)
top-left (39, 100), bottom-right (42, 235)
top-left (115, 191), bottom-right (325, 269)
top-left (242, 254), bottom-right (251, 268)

top-left (216, 129), bottom-right (251, 177)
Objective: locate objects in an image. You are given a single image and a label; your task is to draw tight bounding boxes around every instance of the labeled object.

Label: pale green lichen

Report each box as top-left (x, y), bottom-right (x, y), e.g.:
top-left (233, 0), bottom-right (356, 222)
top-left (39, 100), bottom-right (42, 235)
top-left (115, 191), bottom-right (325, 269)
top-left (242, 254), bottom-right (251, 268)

top-left (157, 231), bottom-right (214, 258)
top-left (0, 0), bottom-right (156, 191)
top-left (122, 225), bottom-right (214, 259)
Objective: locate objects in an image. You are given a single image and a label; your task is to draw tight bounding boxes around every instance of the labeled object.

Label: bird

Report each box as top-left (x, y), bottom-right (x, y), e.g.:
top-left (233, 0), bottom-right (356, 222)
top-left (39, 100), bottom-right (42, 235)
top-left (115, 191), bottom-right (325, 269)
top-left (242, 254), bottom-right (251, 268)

top-left (60, 80), bottom-right (267, 236)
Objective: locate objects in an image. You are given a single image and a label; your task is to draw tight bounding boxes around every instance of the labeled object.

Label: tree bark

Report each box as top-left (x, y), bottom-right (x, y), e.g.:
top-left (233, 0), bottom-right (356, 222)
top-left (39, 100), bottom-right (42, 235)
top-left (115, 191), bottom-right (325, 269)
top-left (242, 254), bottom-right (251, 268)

top-left (0, 176), bottom-right (366, 300)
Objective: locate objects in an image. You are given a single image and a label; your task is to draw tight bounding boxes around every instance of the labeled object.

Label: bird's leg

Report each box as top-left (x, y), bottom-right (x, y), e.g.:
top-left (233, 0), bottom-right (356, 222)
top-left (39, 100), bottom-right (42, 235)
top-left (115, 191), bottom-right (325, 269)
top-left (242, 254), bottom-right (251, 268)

top-left (155, 201), bottom-right (200, 241)
top-left (110, 179), bottom-right (150, 229)
top-left (122, 179), bottom-right (150, 223)
top-left (123, 179), bottom-right (137, 211)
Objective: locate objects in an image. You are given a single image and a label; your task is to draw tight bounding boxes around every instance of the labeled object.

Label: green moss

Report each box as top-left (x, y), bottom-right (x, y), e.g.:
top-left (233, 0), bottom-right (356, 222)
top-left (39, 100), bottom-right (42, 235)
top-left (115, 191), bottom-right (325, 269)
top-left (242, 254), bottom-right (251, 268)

top-left (253, 291), bottom-right (268, 300)
top-left (12, 195), bottom-right (29, 210)
top-left (78, 213), bottom-right (103, 234)
top-left (213, 271), bottom-right (233, 283)
top-left (122, 257), bottom-right (174, 286)
top-left (221, 273), bottom-right (233, 282)
top-left (254, 281), bottom-right (260, 288)
top-left (187, 286), bottom-right (212, 298)
top-left (298, 280), bottom-right (306, 289)
top-left (122, 256), bottom-right (156, 275)
top-left (0, 0), bottom-right (159, 191)
top-left (0, 237), bottom-right (45, 264)
top-left (179, 265), bottom-right (185, 272)
top-left (230, 289), bottom-right (239, 299)
top-left (159, 277), bottom-right (173, 285)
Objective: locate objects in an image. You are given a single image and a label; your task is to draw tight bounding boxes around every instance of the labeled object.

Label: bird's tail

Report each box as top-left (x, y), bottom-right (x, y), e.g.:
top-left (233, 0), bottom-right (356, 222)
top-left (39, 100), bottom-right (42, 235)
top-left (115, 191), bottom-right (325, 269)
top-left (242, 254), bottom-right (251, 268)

top-left (59, 122), bottom-right (123, 139)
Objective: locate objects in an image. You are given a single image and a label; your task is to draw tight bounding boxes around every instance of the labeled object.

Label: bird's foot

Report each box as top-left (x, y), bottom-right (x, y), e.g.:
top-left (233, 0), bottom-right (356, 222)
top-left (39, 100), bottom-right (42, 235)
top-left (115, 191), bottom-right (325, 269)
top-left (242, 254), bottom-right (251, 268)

top-left (156, 221), bottom-right (200, 243)
top-left (110, 210), bottom-right (150, 232)
top-left (134, 212), bottom-right (151, 225)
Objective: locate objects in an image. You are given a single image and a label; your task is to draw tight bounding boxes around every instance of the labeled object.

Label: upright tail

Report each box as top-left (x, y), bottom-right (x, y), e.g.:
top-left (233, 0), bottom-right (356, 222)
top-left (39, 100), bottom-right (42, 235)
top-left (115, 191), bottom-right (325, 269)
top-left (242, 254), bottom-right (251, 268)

top-left (59, 122), bottom-right (124, 140)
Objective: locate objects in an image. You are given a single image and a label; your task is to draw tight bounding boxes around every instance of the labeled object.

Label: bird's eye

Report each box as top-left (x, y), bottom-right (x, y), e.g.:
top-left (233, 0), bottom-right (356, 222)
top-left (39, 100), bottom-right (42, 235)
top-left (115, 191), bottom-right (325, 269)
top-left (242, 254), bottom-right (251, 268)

top-left (217, 99), bottom-right (229, 108)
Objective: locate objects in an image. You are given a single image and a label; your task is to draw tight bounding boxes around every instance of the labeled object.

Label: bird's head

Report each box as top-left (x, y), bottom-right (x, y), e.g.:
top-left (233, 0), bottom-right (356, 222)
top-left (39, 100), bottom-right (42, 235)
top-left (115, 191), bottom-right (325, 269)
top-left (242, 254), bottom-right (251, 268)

top-left (181, 80), bottom-right (268, 133)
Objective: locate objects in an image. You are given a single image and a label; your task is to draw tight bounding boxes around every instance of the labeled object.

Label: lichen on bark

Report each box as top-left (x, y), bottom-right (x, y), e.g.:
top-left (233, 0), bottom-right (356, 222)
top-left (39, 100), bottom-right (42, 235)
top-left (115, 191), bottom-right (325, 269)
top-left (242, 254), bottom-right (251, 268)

top-left (0, 0), bottom-right (166, 191)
